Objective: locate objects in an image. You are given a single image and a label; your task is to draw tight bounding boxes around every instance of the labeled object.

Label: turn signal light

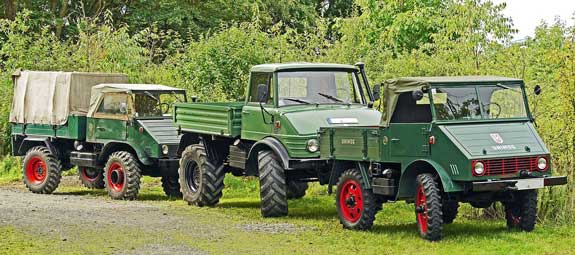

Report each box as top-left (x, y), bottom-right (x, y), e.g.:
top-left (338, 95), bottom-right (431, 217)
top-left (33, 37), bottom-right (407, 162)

top-left (429, 136), bottom-right (436, 145)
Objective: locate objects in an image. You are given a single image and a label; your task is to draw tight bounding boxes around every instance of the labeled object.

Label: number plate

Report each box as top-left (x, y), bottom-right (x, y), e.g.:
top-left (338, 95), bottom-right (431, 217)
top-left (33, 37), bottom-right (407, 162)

top-left (515, 178), bottom-right (544, 190)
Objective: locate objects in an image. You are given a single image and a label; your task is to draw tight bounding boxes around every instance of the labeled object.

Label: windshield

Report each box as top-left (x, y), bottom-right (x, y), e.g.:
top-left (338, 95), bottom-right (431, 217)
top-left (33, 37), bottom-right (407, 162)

top-left (134, 91), bottom-right (185, 118)
top-left (431, 84), bottom-right (528, 121)
top-left (277, 71), bottom-right (364, 106)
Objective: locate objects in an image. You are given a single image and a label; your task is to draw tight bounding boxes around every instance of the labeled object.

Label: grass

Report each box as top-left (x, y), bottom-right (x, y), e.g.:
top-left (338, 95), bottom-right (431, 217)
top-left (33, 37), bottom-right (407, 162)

top-left (2, 175), bottom-right (575, 254)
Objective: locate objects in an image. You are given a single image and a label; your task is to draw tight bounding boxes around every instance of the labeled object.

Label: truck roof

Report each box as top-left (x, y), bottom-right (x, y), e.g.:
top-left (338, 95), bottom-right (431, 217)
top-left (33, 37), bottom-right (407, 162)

top-left (94, 83), bottom-right (185, 92)
top-left (397, 76), bottom-right (523, 84)
top-left (251, 63), bottom-right (358, 72)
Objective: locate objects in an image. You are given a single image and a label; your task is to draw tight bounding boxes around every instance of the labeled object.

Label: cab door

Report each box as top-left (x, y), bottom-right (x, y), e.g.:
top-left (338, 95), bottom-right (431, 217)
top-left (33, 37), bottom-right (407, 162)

top-left (241, 72), bottom-right (274, 140)
top-left (88, 92), bottom-right (131, 141)
top-left (388, 92), bottom-right (432, 157)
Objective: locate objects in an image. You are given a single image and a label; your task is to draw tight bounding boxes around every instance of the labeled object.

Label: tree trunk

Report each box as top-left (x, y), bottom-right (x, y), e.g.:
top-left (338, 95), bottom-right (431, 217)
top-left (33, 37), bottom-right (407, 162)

top-left (4, 0), bottom-right (17, 20)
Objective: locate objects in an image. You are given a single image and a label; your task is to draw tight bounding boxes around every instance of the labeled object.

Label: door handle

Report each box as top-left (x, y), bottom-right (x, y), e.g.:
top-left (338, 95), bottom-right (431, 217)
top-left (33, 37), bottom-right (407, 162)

top-left (391, 138), bottom-right (400, 142)
top-left (96, 127), bottom-right (106, 131)
top-left (242, 111), bottom-right (251, 114)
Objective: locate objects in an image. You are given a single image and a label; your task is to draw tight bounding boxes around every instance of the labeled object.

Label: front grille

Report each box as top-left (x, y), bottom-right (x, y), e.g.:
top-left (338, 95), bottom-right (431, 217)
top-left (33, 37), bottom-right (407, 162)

top-left (474, 156), bottom-right (542, 176)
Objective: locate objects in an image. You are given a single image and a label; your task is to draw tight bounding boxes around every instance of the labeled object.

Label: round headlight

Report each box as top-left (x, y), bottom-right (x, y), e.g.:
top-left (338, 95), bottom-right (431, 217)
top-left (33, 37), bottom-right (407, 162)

top-left (474, 161), bottom-right (485, 176)
top-left (537, 157), bottom-right (547, 170)
top-left (306, 139), bottom-right (319, 152)
top-left (162, 145), bottom-right (169, 155)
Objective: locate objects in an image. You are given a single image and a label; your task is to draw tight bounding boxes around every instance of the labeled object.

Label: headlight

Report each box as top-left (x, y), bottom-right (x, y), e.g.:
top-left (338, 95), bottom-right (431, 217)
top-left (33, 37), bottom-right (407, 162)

top-left (306, 139), bottom-right (319, 152)
top-left (537, 157), bottom-right (547, 171)
top-left (162, 145), bottom-right (169, 155)
top-left (473, 161), bottom-right (485, 176)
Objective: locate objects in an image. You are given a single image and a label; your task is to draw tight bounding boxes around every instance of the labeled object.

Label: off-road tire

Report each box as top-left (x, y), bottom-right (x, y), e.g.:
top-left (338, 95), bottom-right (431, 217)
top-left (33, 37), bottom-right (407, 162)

top-left (162, 175), bottom-right (183, 198)
top-left (104, 151), bottom-right (142, 200)
top-left (415, 174), bottom-right (443, 241)
top-left (504, 189), bottom-right (538, 231)
top-left (178, 145), bottom-right (225, 206)
top-left (442, 198), bottom-right (459, 224)
top-left (286, 180), bottom-right (308, 199)
top-left (336, 168), bottom-right (378, 230)
top-left (258, 150), bottom-right (288, 217)
top-left (78, 167), bottom-right (105, 189)
top-left (22, 146), bottom-right (62, 194)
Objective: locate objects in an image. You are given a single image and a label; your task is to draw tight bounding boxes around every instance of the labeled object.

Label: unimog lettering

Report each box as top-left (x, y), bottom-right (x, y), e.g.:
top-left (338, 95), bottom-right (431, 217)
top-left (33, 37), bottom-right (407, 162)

top-left (341, 139), bottom-right (356, 145)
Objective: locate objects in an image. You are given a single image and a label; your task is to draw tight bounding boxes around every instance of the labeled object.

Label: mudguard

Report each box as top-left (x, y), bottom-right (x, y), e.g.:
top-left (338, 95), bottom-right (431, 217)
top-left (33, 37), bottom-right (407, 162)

top-left (245, 137), bottom-right (291, 176)
top-left (397, 159), bottom-right (463, 199)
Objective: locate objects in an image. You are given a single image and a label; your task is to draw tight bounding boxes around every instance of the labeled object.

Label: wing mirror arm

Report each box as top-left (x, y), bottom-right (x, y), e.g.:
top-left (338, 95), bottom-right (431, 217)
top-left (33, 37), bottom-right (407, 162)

top-left (257, 84), bottom-right (273, 125)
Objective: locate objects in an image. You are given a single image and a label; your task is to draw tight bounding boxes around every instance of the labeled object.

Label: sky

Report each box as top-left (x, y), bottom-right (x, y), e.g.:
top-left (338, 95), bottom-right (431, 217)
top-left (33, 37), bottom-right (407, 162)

top-left (491, 0), bottom-right (575, 40)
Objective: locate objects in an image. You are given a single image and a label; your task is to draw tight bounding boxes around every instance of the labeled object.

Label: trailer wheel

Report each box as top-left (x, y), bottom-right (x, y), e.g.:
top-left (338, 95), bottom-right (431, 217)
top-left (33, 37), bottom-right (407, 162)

top-left (504, 190), bottom-right (538, 231)
top-left (161, 175), bottom-right (182, 198)
top-left (336, 168), bottom-right (378, 230)
top-left (78, 167), bottom-right (105, 189)
top-left (258, 150), bottom-right (288, 217)
top-left (23, 146), bottom-right (62, 194)
top-left (178, 145), bottom-right (224, 206)
top-left (442, 198), bottom-right (459, 224)
top-left (415, 173), bottom-right (443, 241)
top-left (286, 181), bottom-right (308, 199)
top-left (104, 151), bottom-right (141, 200)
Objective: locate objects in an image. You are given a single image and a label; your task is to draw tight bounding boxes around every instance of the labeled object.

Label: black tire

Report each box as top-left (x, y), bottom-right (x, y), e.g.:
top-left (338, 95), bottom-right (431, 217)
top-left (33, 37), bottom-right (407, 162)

top-left (178, 145), bottom-right (225, 206)
top-left (104, 151), bottom-right (142, 200)
top-left (442, 198), bottom-right (459, 224)
top-left (78, 167), bottom-right (105, 189)
top-left (504, 189), bottom-right (538, 231)
top-left (162, 175), bottom-right (183, 198)
top-left (336, 168), bottom-right (378, 230)
top-left (22, 146), bottom-right (62, 194)
top-left (258, 150), bottom-right (288, 217)
top-left (286, 181), bottom-right (308, 199)
top-left (415, 173), bottom-right (443, 241)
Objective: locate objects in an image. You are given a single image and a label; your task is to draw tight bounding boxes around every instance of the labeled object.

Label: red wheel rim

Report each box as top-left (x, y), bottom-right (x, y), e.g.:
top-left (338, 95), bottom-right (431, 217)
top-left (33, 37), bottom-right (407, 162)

top-left (506, 209), bottom-right (521, 226)
top-left (25, 156), bottom-right (47, 185)
top-left (107, 162), bottom-right (125, 192)
top-left (416, 184), bottom-right (428, 234)
top-left (339, 179), bottom-right (364, 223)
top-left (80, 167), bottom-right (99, 182)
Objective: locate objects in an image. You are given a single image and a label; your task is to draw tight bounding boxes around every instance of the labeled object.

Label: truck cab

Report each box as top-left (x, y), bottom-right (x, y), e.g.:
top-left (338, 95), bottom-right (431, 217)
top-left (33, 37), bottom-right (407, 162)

top-left (174, 63), bottom-right (381, 216)
top-left (319, 76), bottom-right (567, 240)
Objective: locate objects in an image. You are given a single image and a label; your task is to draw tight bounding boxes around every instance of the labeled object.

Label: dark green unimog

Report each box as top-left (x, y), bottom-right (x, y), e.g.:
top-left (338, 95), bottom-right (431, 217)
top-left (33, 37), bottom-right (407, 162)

top-left (10, 71), bottom-right (186, 200)
top-left (173, 63), bottom-right (381, 216)
top-left (317, 76), bottom-right (567, 240)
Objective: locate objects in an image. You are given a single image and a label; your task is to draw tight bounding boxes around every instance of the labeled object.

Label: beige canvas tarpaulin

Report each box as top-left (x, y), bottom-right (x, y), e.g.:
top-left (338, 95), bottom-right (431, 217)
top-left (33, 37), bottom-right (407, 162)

top-left (9, 71), bottom-right (128, 125)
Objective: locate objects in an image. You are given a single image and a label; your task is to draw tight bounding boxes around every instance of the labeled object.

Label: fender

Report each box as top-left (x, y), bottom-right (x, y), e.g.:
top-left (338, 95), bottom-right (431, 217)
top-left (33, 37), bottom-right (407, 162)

top-left (17, 136), bottom-right (58, 156)
top-left (100, 142), bottom-right (152, 165)
top-left (245, 137), bottom-right (291, 176)
top-left (397, 159), bottom-right (463, 199)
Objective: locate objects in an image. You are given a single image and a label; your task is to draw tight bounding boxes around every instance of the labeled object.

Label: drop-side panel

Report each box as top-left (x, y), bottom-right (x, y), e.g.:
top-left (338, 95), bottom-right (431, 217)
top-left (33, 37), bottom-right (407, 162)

top-left (174, 102), bottom-right (243, 137)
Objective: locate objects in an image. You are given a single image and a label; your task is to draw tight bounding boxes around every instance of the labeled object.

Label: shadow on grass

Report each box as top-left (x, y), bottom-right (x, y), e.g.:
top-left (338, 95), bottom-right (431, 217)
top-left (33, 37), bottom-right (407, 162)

top-left (53, 189), bottom-right (181, 202)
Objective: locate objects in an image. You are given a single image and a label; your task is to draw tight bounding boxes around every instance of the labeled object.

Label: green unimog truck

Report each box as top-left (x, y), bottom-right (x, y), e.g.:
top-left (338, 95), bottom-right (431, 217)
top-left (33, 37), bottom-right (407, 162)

top-left (317, 76), bottom-right (567, 240)
top-left (10, 71), bottom-right (186, 200)
top-left (173, 63), bottom-right (381, 217)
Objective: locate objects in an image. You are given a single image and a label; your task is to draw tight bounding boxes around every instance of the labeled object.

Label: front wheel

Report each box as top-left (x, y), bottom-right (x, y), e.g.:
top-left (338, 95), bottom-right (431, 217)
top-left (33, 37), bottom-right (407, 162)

top-left (258, 150), bottom-right (288, 217)
top-left (178, 145), bottom-right (225, 206)
top-left (23, 146), bottom-right (62, 194)
top-left (78, 167), bottom-right (105, 189)
top-left (504, 190), bottom-right (538, 231)
top-left (104, 151), bottom-right (142, 200)
top-left (415, 173), bottom-right (443, 241)
top-left (335, 169), bottom-right (378, 230)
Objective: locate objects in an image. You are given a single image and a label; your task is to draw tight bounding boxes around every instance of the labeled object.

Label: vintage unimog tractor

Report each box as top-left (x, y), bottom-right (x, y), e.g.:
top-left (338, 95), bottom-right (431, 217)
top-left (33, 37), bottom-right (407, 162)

top-left (317, 76), bottom-right (567, 240)
top-left (173, 63), bottom-right (381, 217)
top-left (10, 71), bottom-right (186, 200)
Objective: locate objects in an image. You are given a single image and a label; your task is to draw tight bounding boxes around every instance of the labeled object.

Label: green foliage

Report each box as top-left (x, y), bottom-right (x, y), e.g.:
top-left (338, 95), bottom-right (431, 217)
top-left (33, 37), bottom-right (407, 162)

top-left (0, 155), bottom-right (21, 183)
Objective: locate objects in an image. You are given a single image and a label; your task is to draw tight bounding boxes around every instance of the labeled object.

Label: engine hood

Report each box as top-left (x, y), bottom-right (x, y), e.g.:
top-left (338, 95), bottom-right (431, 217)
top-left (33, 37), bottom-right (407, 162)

top-left (439, 121), bottom-right (548, 158)
top-left (136, 118), bottom-right (180, 145)
top-left (281, 105), bottom-right (381, 135)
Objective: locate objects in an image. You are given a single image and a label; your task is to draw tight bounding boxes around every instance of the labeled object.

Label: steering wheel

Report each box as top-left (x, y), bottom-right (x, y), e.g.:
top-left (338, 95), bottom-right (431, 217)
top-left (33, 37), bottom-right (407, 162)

top-left (485, 103), bottom-right (501, 118)
top-left (159, 103), bottom-right (171, 114)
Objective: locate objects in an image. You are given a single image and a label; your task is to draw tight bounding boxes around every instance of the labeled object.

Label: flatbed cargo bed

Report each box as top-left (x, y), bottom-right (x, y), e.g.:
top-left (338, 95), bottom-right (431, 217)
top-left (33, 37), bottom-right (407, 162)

top-left (174, 102), bottom-right (243, 137)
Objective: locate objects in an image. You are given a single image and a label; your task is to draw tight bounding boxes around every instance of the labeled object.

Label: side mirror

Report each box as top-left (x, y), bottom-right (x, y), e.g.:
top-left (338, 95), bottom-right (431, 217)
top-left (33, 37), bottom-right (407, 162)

top-left (119, 102), bottom-right (128, 114)
top-left (372, 84), bottom-right (381, 101)
top-left (534, 85), bottom-right (542, 95)
top-left (412, 89), bottom-right (424, 101)
top-left (257, 83), bottom-right (269, 103)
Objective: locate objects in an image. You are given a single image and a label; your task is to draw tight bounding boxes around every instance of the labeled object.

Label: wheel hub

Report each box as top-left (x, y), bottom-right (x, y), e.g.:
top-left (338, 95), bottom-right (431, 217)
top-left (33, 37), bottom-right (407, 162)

top-left (415, 185), bottom-right (429, 234)
top-left (339, 179), bottom-right (364, 223)
top-left (107, 162), bottom-right (125, 192)
top-left (26, 156), bottom-right (47, 185)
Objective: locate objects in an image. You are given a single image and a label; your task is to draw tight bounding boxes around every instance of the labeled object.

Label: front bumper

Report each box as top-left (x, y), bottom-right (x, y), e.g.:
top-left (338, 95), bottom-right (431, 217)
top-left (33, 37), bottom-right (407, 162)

top-left (472, 176), bottom-right (567, 192)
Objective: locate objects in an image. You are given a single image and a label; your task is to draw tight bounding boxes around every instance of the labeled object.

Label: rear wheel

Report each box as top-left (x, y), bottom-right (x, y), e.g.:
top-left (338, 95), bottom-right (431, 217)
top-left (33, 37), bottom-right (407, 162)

top-left (335, 169), bottom-right (378, 230)
top-left (415, 174), bottom-right (443, 241)
top-left (442, 198), bottom-right (459, 224)
top-left (78, 167), bottom-right (105, 189)
top-left (258, 150), bottom-right (288, 217)
top-left (23, 146), bottom-right (62, 194)
top-left (104, 151), bottom-right (141, 200)
top-left (178, 145), bottom-right (225, 206)
top-left (161, 175), bottom-right (182, 198)
top-left (286, 181), bottom-right (308, 199)
top-left (504, 190), bottom-right (538, 231)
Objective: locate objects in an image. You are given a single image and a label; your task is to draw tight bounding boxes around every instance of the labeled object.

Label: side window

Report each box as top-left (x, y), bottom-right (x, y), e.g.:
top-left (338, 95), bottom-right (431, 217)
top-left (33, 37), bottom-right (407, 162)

top-left (390, 92), bottom-right (432, 123)
top-left (248, 72), bottom-right (273, 104)
top-left (97, 93), bottom-right (130, 115)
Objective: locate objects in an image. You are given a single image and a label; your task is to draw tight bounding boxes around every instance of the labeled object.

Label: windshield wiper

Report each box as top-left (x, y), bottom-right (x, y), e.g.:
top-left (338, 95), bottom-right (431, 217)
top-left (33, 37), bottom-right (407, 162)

top-left (283, 98), bottom-right (311, 104)
top-left (144, 91), bottom-right (159, 101)
top-left (317, 93), bottom-right (343, 103)
top-left (171, 91), bottom-right (184, 103)
top-left (496, 83), bottom-right (511, 90)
